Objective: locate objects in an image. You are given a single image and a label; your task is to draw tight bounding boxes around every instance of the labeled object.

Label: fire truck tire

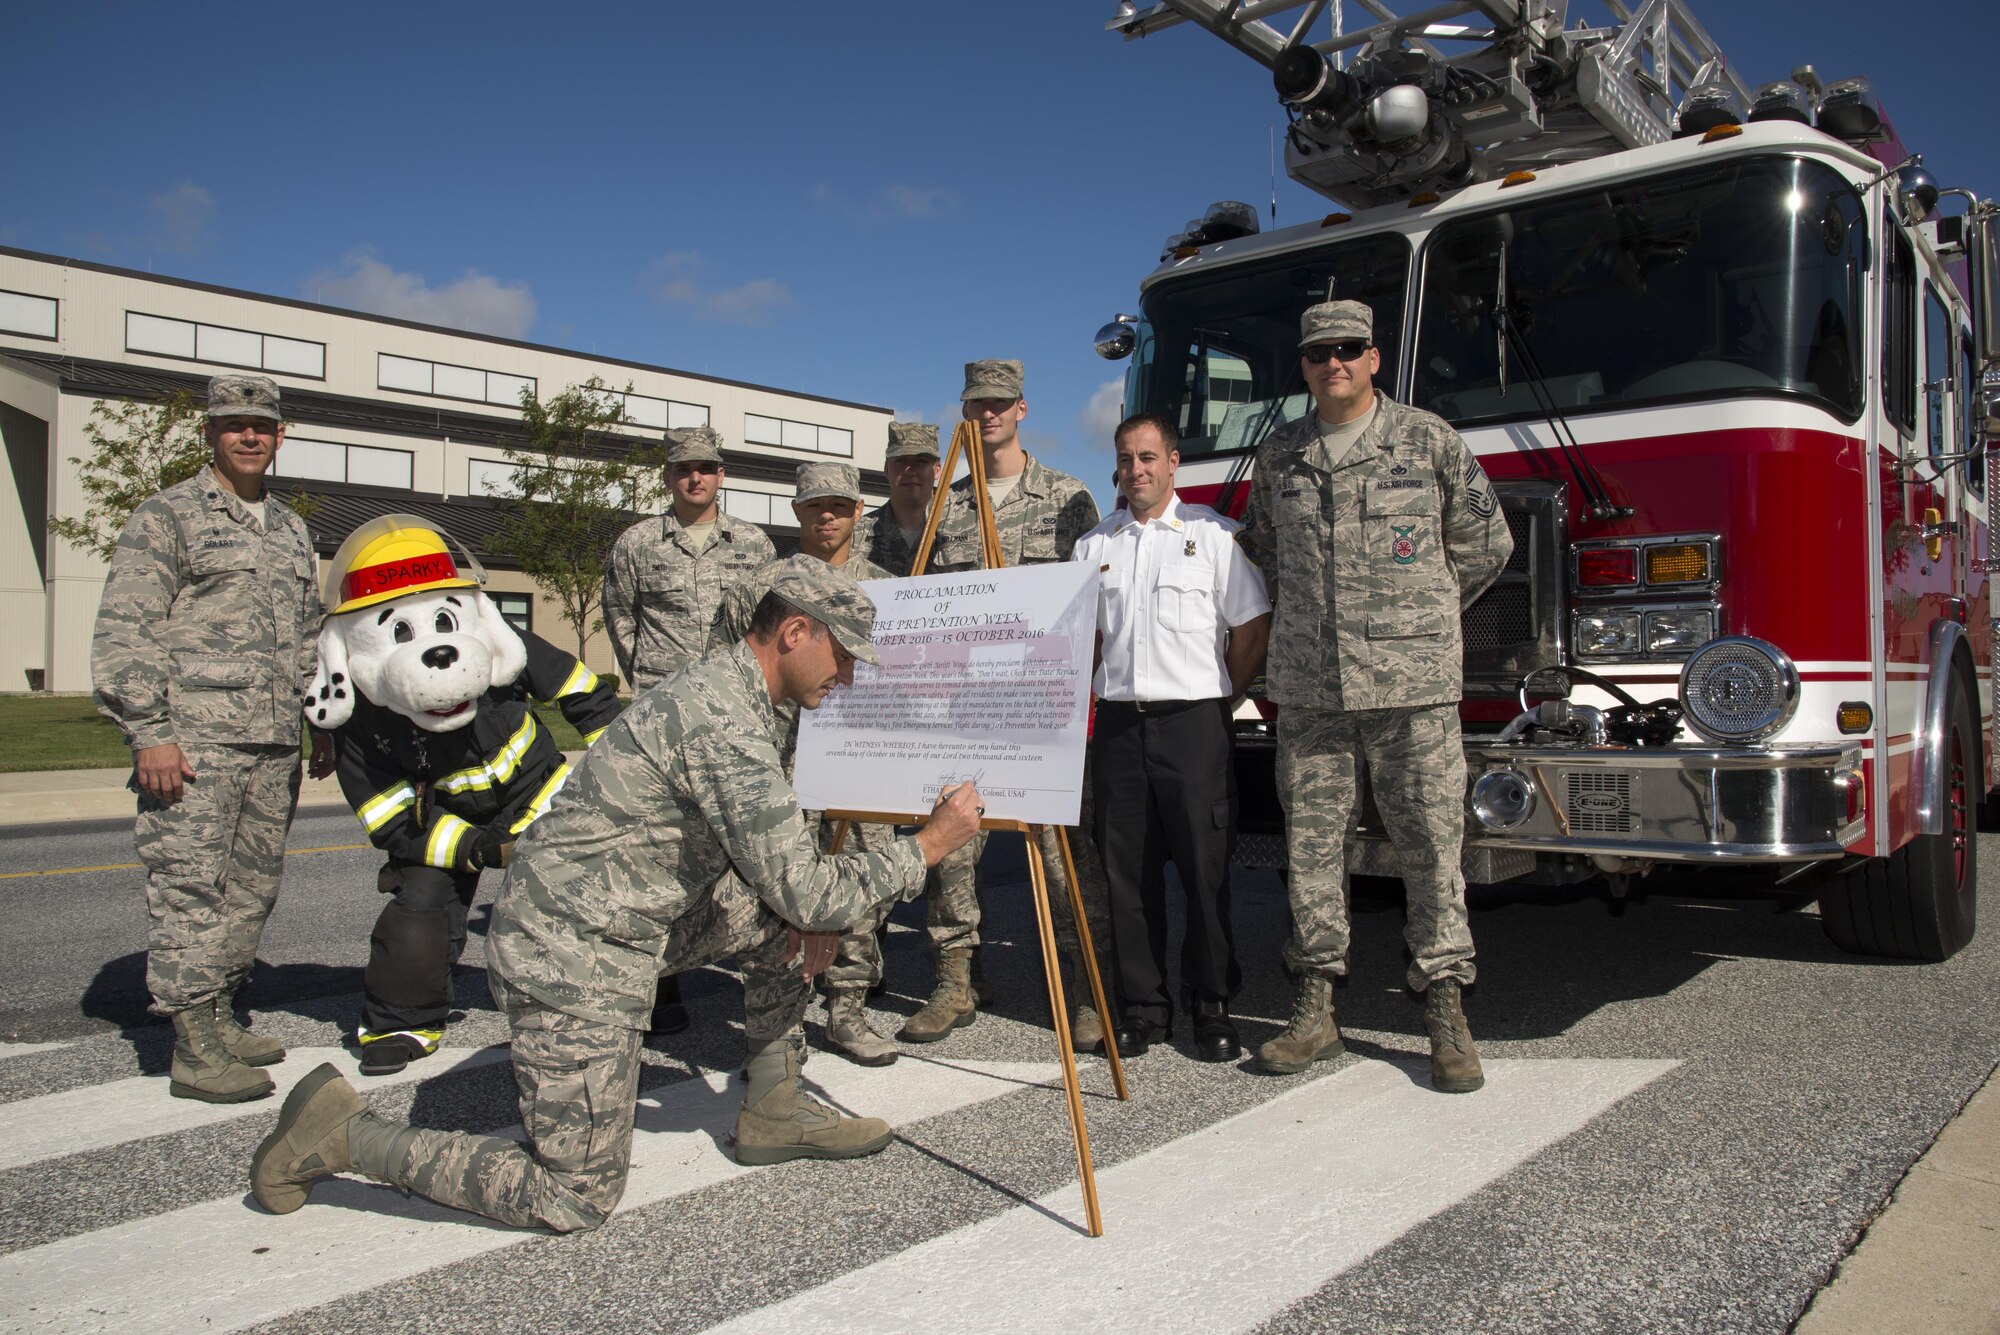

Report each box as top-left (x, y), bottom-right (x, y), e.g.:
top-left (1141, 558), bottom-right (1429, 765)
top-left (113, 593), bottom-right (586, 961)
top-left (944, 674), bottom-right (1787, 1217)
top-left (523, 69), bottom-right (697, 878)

top-left (1818, 673), bottom-right (1978, 962)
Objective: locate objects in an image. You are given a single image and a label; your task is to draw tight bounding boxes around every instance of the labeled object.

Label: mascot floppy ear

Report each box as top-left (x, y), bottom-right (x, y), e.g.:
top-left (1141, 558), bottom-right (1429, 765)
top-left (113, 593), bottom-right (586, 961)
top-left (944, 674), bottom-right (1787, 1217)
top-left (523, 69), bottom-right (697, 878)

top-left (304, 617), bottom-right (357, 730)
top-left (470, 591), bottom-right (529, 689)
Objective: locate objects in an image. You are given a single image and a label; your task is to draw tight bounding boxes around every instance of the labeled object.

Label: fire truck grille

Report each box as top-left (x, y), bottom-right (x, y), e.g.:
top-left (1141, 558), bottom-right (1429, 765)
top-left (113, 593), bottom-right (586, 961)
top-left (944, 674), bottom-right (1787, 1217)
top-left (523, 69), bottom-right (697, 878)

top-left (1565, 770), bottom-right (1636, 835)
top-left (1501, 509), bottom-right (1532, 573)
top-left (1463, 583), bottom-right (1534, 651)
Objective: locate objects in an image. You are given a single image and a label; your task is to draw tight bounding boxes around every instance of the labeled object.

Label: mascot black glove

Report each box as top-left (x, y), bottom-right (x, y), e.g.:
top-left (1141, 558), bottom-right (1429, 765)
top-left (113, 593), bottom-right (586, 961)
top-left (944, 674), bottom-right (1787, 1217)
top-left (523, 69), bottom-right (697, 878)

top-left (455, 824), bottom-right (517, 874)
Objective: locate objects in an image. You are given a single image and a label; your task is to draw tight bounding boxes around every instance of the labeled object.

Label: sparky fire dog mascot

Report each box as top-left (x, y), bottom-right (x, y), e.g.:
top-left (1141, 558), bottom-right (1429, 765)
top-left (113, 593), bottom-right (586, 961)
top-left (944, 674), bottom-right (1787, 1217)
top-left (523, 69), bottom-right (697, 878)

top-left (306, 516), bottom-right (621, 1075)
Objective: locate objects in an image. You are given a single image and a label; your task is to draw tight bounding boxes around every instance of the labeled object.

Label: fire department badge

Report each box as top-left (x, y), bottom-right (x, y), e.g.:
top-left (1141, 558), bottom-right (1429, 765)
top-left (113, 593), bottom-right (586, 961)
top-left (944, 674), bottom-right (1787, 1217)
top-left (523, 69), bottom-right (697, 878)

top-left (1184, 539), bottom-right (1197, 557)
top-left (1391, 524), bottom-right (1418, 563)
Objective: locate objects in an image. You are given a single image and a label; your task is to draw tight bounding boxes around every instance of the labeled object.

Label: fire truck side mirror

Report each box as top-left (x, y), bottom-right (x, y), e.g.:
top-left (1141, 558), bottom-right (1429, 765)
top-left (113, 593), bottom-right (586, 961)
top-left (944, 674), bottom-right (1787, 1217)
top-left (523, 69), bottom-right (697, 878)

top-left (1970, 210), bottom-right (2000, 374)
top-left (1095, 316), bottom-right (1138, 361)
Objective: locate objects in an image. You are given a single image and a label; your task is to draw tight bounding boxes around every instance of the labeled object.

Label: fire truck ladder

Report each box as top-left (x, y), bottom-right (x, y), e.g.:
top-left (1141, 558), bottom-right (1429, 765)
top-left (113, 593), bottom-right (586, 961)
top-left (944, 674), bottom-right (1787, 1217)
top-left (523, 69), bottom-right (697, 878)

top-left (1110, 0), bottom-right (1751, 208)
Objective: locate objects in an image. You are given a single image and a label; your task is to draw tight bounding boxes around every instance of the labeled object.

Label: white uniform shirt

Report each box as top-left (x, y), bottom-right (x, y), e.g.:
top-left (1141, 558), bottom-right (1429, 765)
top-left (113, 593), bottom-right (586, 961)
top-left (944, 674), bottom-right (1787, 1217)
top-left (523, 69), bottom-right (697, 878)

top-left (1073, 493), bottom-right (1271, 702)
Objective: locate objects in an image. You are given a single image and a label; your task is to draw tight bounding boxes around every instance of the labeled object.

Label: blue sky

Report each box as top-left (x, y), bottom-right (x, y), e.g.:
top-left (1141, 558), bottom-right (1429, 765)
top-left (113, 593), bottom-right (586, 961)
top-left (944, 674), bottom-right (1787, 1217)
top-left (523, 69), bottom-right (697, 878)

top-left (2, 2), bottom-right (1994, 509)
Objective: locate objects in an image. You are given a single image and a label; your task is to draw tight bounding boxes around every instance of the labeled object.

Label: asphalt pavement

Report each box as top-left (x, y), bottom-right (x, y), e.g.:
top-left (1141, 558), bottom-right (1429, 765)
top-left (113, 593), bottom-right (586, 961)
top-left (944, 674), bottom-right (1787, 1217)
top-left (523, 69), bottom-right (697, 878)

top-left (0, 805), bottom-right (1996, 1333)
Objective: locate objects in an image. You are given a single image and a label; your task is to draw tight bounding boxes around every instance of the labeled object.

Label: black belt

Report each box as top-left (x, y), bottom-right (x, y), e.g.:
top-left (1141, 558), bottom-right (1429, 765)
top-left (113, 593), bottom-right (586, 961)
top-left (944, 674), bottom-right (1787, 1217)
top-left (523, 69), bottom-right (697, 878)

top-left (1097, 697), bottom-right (1219, 716)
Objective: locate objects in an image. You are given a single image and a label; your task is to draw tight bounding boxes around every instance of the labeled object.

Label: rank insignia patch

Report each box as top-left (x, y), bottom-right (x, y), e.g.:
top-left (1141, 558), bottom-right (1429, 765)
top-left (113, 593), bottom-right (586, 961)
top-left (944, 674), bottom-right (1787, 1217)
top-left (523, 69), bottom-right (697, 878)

top-left (1391, 524), bottom-right (1419, 564)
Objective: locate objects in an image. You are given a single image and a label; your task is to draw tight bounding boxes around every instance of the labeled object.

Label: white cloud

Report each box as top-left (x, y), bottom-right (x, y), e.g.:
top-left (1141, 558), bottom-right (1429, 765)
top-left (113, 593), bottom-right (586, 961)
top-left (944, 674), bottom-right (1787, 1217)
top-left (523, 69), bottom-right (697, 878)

top-left (644, 252), bottom-right (794, 327)
top-left (811, 183), bottom-right (957, 226)
top-left (149, 183), bottom-right (214, 254)
top-left (303, 252), bottom-right (537, 338)
top-left (1078, 377), bottom-right (1126, 445)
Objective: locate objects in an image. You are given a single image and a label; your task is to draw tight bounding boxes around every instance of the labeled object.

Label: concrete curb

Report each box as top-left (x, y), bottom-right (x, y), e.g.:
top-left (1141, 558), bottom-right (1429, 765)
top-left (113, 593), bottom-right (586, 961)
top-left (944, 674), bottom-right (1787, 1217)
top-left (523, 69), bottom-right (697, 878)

top-left (1793, 1059), bottom-right (2000, 1333)
top-left (0, 767), bottom-right (349, 829)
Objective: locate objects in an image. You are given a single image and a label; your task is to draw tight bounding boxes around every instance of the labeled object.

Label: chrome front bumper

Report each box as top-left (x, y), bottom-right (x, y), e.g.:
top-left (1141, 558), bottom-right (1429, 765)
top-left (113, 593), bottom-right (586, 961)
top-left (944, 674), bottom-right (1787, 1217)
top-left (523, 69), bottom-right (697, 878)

top-left (1457, 741), bottom-right (1866, 863)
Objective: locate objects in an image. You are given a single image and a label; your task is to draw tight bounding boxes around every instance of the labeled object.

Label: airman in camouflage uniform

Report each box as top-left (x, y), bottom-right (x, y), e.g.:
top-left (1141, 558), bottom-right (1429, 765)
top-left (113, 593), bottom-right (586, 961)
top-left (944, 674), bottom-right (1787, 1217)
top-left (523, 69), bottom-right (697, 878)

top-left (853, 420), bottom-right (943, 578)
top-left (251, 559), bottom-right (988, 1232)
top-left (901, 360), bottom-right (1114, 1052)
top-left (603, 424), bottom-right (775, 692)
top-left (719, 462), bottom-right (903, 1066)
top-left (602, 422), bottom-right (775, 1034)
top-left (1238, 301), bottom-right (1512, 1093)
top-left (92, 374), bottom-right (322, 1104)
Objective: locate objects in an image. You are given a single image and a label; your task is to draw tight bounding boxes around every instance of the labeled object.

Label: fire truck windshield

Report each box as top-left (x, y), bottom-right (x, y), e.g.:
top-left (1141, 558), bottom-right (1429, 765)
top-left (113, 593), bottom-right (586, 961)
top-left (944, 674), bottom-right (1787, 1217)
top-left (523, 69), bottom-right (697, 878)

top-left (1129, 233), bottom-right (1411, 458)
top-left (1413, 156), bottom-right (1869, 426)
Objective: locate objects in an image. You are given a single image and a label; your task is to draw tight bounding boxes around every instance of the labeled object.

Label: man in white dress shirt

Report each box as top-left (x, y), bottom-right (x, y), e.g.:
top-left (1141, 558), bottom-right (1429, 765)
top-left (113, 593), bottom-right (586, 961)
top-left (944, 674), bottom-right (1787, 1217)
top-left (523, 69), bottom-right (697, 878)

top-left (1074, 414), bottom-right (1271, 1060)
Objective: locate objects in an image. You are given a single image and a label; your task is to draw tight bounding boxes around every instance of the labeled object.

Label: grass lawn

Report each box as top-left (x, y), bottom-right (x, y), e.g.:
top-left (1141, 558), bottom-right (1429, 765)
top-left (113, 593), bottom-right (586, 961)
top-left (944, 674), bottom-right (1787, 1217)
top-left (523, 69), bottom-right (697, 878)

top-left (0, 695), bottom-right (607, 774)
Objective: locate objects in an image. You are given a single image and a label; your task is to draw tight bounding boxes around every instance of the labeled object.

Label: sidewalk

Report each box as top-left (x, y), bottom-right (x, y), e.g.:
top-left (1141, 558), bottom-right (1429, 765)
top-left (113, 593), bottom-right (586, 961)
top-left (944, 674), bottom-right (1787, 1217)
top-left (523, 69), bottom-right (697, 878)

top-left (0, 766), bottom-right (349, 829)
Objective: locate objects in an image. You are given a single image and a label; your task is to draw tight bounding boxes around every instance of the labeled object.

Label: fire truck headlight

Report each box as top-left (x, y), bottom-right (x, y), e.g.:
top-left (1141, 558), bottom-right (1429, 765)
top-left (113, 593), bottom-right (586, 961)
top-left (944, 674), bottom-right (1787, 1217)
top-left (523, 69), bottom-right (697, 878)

top-left (1470, 768), bottom-right (1537, 831)
top-left (1677, 636), bottom-right (1800, 744)
top-left (1643, 608), bottom-right (1716, 655)
top-left (1574, 611), bottom-right (1642, 656)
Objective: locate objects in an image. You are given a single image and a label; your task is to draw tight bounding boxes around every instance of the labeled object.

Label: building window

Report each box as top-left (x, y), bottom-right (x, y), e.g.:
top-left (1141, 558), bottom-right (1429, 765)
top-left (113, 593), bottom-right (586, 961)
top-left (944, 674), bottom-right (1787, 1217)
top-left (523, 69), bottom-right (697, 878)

top-left (0, 289), bottom-right (58, 340)
top-left (608, 391), bottom-right (709, 432)
top-left (379, 354), bottom-right (535, 409)
top-left (493, 592), bottom-right (532, 635)
top-left (469, 457), bottom-right (524, 497)
top-left (743, 413), bottom-right (853, 457)
top-left (721, 489), bottom-right (787, 525)
top-left (125, 312), bottom-right (326, 378)
top-left (271, 437), bottom-right (414, 489)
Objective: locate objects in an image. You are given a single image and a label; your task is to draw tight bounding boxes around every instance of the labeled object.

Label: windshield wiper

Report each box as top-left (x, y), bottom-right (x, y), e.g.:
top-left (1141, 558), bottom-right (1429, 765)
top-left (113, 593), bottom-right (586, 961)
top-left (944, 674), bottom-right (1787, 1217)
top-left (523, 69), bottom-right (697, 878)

top-left (1492, 308), bottom-right (1629, 521)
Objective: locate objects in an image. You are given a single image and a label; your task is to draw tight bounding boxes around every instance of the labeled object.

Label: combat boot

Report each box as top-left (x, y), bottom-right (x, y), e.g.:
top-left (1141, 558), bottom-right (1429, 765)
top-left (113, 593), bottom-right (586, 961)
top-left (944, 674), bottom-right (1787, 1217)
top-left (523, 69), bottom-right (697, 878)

top-left (1070, 1003), bottom-right (1104, 1054)
top-left (825, 990), bottom-right (898, 1067)
top-left (170, 1005), bottom-right (275, 1103)
top-left (213, 991), bottom-right (285, 1067)
top-left (899, 947), bottom-right (976, 1043)
top-left (1422, 979), bottom-right (1485, 1093)
top-left (968, 948), bottom-right (993, 1006)
top-left (249, 1062), bottom-right (389, 1213)
top-left (733, 1042), bottom-right (894, 1166)
top-left (1254, 974), bottom-right (1344, 1075)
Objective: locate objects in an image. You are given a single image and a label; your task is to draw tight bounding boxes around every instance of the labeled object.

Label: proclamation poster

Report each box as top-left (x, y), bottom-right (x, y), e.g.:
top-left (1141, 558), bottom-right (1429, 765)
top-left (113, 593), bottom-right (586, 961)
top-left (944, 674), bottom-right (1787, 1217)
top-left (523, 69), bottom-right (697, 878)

top-left (792, 562), bottom-right (1100, 826)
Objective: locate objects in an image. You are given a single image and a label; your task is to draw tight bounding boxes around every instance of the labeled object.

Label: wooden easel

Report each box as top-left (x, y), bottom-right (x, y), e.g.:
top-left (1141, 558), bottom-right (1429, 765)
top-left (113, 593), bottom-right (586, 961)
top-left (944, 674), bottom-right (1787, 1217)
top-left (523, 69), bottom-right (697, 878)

top-left (823, 420), bottom-right (1128, 1238)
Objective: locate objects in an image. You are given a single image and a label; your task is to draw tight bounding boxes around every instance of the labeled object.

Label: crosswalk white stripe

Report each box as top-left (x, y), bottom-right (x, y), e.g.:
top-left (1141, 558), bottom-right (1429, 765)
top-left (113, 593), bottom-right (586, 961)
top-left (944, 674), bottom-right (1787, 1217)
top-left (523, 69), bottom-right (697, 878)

top-left (0, 1045), bottom-right (512, 1173)
top-left (0, 1041), bottom-right (72, 1060)
top-left (0, 1057), bottom-right (1057, 1335)
top-left (701, 1057), bottom-right (1679, 1335)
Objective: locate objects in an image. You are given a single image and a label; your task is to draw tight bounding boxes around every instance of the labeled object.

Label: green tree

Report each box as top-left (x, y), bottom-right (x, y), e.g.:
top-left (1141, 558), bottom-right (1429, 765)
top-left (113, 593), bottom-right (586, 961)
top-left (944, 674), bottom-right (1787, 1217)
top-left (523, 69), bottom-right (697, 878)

top-left (48, 391), bottom-right (320, 561)
top-left (485, 377), bottom-right (665, 662)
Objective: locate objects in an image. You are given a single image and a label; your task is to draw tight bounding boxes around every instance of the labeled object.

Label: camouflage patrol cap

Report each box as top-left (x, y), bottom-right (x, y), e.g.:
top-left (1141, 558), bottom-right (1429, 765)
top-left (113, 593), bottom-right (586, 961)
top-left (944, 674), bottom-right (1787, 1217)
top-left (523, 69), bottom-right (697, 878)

top-left (665, 424), bottom-right (725, 464)
top-left (766, 554), bottom-right (881, 665)
top-left (886, 421), bottom-right (940, 459)
top-left (961, 359), bottom-right (1025, 402)
top-left (1298, 300), bottom-right (1374, 348)
top-left (206, 373), bottom-right (282, 421)
top-left (793, 461), bottom-right (862, 505)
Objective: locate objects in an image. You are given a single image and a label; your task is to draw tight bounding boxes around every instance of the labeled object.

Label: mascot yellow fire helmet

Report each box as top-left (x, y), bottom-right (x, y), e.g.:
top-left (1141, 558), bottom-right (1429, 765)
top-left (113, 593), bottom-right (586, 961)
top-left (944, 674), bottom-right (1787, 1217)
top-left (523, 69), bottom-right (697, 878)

top-left (326, 514), bottom-right (486, 615)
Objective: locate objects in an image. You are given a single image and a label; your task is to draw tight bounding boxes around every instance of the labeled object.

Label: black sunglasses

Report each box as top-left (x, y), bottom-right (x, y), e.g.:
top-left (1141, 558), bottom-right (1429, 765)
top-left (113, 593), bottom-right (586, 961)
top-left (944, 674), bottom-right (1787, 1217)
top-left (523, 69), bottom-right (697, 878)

top-left (1303, 340), bottom-right (1372, 364)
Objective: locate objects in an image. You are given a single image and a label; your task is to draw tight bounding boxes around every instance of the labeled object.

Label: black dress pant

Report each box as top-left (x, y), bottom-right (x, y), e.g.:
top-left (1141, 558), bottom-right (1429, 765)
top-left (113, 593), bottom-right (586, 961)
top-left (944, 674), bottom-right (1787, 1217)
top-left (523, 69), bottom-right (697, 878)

top-left (1091, 697), bottom-right (1241, 1028)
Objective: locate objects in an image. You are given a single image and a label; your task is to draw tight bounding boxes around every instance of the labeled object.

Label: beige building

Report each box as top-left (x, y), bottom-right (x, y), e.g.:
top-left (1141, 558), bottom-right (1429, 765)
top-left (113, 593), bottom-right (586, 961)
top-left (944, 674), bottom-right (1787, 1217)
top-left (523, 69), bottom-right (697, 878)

top-left (0, 246), bottom-right (892, 693)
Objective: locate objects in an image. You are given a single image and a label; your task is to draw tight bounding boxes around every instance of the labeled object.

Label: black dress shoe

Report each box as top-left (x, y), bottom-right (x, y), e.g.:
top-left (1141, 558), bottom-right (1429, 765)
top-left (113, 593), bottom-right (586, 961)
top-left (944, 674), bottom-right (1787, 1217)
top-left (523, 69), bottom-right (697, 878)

top-left (649, 974), bottom-right (691, 1035)
top-left (1113, 1019), bottom-right (1170, 1058)
top-left (1190, 999), bottom-right (1240, 1063)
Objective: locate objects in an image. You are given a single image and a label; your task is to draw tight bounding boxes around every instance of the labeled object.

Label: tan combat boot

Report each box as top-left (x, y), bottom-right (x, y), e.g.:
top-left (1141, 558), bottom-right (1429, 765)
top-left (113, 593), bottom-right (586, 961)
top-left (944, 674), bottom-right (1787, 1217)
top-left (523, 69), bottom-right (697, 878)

top-left (1423, 979), bottom-right (1485, 1093)
top-left (170, 1004), bottom-right (275, 1103)
top-left (968, 948), bottom-right (993, 1005)
top-left (733, 1042), bottom-right (894, 1165)
top-left (1071, 1004), bottom-right (1104, 1053)
top-left (214, 991), bottom-right (285, 1067)
top-left (899, 947), bottom-right (976, 1043)
top-left (249, 1062), bottom-right (367, 1212)
top-left (825, 990), bottom-right (898, 1067)
top-left (1254, 974), bottom-right (1344, 1075)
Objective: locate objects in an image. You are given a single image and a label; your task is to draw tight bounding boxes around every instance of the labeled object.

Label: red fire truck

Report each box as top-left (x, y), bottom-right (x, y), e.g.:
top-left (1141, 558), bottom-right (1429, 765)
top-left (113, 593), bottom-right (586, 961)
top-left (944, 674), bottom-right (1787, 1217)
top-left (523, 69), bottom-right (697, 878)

top-left (1097, 0), bottom-right (2000, 959)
